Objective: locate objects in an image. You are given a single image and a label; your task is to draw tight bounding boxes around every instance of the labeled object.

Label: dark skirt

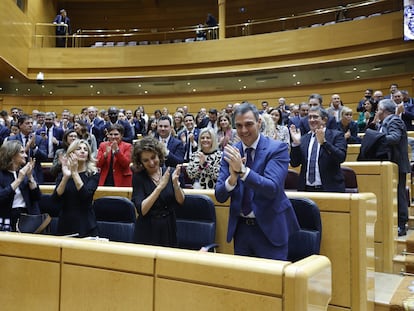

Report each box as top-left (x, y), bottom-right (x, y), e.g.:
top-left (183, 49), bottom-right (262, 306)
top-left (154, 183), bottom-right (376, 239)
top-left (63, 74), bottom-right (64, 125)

top-left (134, 211), bottom-right (177, 247)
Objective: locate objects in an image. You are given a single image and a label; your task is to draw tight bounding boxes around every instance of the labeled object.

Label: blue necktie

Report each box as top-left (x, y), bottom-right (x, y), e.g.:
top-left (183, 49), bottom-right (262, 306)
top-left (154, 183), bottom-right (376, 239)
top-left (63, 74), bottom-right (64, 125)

top-left (308, 134), bottom-right (318, 184)
top-left (241, 147), bottom-right (253, 216)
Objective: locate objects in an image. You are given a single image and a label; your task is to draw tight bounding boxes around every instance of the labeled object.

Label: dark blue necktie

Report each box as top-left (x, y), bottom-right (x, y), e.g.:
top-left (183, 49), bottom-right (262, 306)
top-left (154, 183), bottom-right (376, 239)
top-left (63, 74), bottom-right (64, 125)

top-left (308, 134), bottom-right (318, 184)
top-left (241, 147), bottom-right (253, 216)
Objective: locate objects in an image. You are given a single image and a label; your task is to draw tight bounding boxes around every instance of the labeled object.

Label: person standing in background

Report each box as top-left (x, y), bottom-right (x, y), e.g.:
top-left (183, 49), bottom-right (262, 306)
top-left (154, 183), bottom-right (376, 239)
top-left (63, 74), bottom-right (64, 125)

top-left (53, 9), bottom-right (71, 47)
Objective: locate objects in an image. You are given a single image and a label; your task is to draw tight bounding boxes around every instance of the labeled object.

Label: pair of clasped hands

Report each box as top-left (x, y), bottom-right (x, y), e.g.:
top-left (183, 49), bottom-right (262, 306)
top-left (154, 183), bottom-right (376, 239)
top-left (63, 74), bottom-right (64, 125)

top-left (60, 153), bottom-right (79, 177)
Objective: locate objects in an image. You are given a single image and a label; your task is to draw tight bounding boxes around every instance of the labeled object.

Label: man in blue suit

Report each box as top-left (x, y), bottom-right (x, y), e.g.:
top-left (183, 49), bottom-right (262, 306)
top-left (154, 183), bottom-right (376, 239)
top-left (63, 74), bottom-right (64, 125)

top-left (215, 103), bottom-right (299, 260)
top-left (177, 113), bottom-right (200, 162)
top-left (290, 106), bottom-right (347, 192)
top-left (155, 116), bottom-right (185, 167)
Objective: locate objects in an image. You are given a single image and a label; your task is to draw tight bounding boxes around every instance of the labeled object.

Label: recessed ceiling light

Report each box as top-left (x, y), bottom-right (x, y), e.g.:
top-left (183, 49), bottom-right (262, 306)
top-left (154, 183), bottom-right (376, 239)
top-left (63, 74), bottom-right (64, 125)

top-left (238, 79), bottom-right (242, 82)
top-left (187, 82), bottom-right (191, 85)
top-left (144, 90), bottom-right (148, 94)
top-left (355, 75), bottom-right (360, 79)
top-left (27, 88), bottom-right (31, 92)
top-left (10, 76), bottom-right (14, 79)
top-left (292, 74), bottom-right (296, 77)
top-left (41, 85), bottom-right (45, 88)
top-left (353, 67), bottom-right (357, 71)
top-left (192, 88), bottom-right (196, 92)
top-left (138, 84), bottom-right (142, 87)
top-left (243, 85), bottom-right (247, 89)
top-left (49, 91), bottom-right (53, 94)
top-left (296, 81), bottom-right (301, 85)
top-left (96, 91), bottom-right (101, 95)
top-left (90, 85), bottom-right (94, 88)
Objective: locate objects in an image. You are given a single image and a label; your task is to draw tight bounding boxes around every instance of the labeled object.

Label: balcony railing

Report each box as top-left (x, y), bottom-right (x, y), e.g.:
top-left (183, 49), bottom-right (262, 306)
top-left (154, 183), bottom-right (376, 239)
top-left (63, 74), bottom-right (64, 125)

top-left (33, 0), bottom-right (399, 48)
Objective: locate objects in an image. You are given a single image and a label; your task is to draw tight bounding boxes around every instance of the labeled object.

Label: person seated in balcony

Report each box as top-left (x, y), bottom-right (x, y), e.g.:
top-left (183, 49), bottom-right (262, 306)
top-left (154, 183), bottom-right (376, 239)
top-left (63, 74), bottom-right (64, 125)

top-left (186, 128), bottom-right (221, 190)
top-left (53, 9), bottom-right (71, 47)
top-left (337, 107), bottom-right (361, 144)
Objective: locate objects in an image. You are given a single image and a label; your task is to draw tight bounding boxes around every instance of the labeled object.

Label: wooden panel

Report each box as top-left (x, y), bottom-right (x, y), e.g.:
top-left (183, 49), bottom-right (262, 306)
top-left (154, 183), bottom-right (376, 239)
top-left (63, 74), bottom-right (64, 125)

top-left (155, 278), bottom-right (281, 311)
top-left (344, 161), bottom-right (398, 273)
top-left (61, 240), bottom-right (156, 274)
top-left (61, 264), bottom-right (153, 311)
top-left (0, 233), bottom-right (61, 261)
top-left (156, 247), bottom-right (286, 295)
top-left (0, 256), bottom-right (60, 311)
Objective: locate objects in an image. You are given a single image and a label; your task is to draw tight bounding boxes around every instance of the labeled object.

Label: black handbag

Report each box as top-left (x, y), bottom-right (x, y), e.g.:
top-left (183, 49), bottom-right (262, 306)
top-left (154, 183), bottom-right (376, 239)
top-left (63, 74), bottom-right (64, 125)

top-left (16, 213), bottom-right (52, 234)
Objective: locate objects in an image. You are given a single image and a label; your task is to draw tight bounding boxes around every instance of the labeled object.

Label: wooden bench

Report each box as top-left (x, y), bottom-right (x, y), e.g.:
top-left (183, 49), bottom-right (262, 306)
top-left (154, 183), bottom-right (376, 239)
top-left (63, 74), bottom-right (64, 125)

top-left (0, 233), bottom-right (331, 311)
top-left (39, 185), bottom-right (376, 311)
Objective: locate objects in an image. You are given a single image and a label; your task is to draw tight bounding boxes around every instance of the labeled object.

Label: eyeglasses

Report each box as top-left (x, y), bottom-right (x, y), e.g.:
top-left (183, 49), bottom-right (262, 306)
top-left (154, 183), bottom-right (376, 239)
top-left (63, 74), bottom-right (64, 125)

top-left (344, 113), bottom-right (353, 116)
top-left (308, 115), bottom-right (321, 120)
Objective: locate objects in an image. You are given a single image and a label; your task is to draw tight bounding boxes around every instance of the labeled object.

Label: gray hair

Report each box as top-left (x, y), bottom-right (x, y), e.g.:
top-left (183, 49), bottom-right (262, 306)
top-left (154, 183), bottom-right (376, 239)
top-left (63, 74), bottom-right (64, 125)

top-left (378, 99), bottom-right (396, 114)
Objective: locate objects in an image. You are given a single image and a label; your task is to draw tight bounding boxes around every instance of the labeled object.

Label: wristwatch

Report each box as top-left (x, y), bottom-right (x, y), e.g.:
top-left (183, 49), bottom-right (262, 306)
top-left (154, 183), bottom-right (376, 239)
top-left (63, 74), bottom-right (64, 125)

top-left (237, 165), bottom-right (247, 175)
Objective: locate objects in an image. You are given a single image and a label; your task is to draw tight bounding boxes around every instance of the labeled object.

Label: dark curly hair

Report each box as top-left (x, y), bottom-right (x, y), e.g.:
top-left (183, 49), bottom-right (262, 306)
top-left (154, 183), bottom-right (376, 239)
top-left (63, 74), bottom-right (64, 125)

top-left (132, 136), bottom-right (166, 171)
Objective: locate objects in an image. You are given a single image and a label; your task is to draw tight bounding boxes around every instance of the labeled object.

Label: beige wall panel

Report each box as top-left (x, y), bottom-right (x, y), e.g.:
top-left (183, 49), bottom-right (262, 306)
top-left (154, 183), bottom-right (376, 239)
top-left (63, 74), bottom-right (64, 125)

top-left (0, 256), bottom-right (60, 311)
top-left (155, 278), bottom-right (281, 311)
top-left (156, 248), bottom-right (286, 295)
top-left (0, 233), bottom-right (61, 261)
top-left (61, 264), bottom-right (153, 311)
top-left (61, 240), bottom-right (156, 274)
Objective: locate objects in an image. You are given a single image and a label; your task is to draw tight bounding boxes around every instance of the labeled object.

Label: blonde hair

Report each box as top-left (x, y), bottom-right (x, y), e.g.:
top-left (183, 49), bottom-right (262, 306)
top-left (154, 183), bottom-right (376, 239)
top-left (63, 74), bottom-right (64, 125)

top-left (198, 127), bottom-right (219, 153)
top-left (66, 139), bottom-right (98, 176)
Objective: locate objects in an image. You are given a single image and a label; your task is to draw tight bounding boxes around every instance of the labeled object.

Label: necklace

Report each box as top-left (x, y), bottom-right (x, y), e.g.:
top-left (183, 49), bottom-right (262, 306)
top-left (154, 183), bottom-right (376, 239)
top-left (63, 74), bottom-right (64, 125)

top-left (150, 168), bottom-right (161, 184)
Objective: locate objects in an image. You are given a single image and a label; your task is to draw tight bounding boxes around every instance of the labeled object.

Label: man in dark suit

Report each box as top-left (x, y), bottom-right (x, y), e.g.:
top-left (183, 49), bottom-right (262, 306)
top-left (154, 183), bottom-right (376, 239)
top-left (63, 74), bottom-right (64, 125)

top-left (215, 103), bottom-right (299, 260)
top-left (290, 106), bottom-right (347, 192)
top-left (35, 112), bottom-right (64, 161)
top-left (178, 113), bottom-right (200, 162)
top-left (87, 106), bottom-right (105, 145)
top-left (8, 115), bottom-right (48, 184)
top-left (299, 93), bottom-right (337, 135)
top-left (156, 116), bottom-right (185, 167)
top-left (377, 99), bottom-right (411, 236)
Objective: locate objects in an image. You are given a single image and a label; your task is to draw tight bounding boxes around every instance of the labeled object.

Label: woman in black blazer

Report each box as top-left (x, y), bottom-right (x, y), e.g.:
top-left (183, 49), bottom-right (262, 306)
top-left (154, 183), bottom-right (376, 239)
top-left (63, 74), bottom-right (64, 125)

top-left (0, 140), bottom-right (41, 230)
top-left (52, 139), bottom-right (99, 237)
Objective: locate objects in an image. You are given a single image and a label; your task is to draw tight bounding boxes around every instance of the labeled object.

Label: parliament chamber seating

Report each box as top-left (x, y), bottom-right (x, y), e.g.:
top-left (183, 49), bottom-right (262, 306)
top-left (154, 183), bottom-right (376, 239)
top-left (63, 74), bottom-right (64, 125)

top-left (175, 194), bottom-right (217, 251)
top-left (0, 233), bottom-right (331, 311)
top-left (288, 198), bottom-right (322, 262)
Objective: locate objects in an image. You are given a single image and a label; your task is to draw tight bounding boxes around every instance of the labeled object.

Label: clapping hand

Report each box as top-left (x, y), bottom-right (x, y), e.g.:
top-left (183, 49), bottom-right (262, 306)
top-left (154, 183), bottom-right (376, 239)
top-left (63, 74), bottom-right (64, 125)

top-left (289, 125), bottom-right (301, 144)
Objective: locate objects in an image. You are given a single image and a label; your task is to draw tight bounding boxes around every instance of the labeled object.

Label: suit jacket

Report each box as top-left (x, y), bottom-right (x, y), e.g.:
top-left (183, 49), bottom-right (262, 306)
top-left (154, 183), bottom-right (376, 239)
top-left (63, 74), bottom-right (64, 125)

top-left (155, 135), bottom-right (185, 167)
top-left (380, 114), bottom-right (411, 173)
top-left (96, 141), bottom-right (132, 186)
top-left (8, 134), bottom-right (48, 184)
top-left (401, 98), bottom-right (414, 131)
top-left (215, 134), bottom-right (299, 247)
top-left (178, 128), bottom-right (200, 162)
top-left (88, 117), bottom-right (105, 145)
top-left (290, 128), bottom-right (347, 192)
top-left (0, 170), bottom-right (41, 219)
top-left (36, 125), bottom-right (64, 158)
top-left (0, 124), bottom-right (10, 146)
